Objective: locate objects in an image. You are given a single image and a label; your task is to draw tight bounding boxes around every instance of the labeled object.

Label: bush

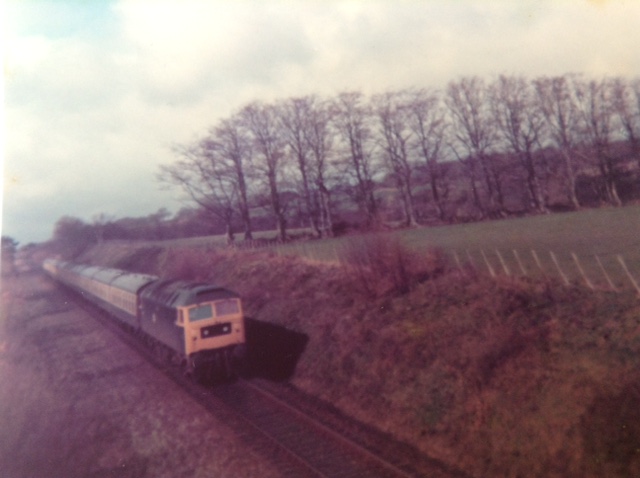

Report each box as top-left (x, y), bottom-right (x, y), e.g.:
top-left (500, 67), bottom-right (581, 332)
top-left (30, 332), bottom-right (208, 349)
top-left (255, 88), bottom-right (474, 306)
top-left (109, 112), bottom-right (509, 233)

top-left (113, 246), bottom-right (163, 274)
top-left (159, 248), bottom-right (216, 281)
top-left (340, 233), bottom-right (448, 297)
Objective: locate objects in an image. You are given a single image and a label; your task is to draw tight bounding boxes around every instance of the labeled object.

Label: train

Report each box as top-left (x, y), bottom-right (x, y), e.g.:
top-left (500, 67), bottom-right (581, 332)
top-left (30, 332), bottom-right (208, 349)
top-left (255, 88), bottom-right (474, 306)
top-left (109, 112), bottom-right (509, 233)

top-left (43, 259), bottom-right (246, 382)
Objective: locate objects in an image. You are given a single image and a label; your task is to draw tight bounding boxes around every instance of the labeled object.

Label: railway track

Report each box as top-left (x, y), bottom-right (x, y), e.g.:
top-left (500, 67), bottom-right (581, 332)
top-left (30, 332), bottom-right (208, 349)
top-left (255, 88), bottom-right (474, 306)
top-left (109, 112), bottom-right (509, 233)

top-left (54, 279), bottom-right (468, 478)
top-left (213, 379), bottom-right (413, 478)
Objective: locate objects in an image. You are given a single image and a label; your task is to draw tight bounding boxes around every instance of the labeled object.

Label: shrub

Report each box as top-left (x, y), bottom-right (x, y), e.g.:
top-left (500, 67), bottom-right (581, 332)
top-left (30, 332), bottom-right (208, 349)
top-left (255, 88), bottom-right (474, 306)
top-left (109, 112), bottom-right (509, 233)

top-left (159, 248), bottom-right (216, 281)
top-left (113, 246), bottom-right (163, 274)
top-left (340, 233), bottom-right (449, 297)
top-left (582, 377), bottom-right (640, 476)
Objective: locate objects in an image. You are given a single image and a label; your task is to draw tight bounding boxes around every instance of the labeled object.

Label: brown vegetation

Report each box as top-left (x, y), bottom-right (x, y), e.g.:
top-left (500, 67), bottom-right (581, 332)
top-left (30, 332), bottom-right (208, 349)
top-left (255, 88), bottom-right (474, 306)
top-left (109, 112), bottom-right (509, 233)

top-left (76, 237), bottom-right (640, 477)
top-left (340, 233), bottom-right (448, 296)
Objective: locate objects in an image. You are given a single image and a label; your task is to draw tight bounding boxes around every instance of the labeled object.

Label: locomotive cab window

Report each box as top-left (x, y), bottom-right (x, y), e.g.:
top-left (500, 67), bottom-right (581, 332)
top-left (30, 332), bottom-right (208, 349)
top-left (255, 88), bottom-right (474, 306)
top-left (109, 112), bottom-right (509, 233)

top-left (215, 299), bottom-right (240, 317)
top-left (188, 304), bottom-right (213, 322)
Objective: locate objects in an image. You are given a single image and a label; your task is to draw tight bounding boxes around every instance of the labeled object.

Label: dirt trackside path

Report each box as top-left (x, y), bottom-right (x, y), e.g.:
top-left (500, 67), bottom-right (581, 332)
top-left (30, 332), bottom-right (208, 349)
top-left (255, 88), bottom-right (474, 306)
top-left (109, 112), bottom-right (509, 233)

top-left (0, 273), bottom-right (280, 478)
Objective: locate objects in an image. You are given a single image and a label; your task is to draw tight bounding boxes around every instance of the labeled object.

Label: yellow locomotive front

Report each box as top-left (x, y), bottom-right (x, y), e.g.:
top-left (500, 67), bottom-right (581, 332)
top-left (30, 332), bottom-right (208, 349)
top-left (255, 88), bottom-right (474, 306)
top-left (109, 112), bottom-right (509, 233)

top-left (139, 280), bottom-right (246, 380)
top-left (180, 297), bottom-right (245, 356)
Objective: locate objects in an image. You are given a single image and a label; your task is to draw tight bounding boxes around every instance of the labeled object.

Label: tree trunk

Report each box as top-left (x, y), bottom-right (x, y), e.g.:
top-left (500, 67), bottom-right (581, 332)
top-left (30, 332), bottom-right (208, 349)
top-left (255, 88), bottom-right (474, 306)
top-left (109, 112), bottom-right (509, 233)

top-left (524, 151), bottom-right (548, 213)
top-left (268, 171), bottom-right (287, 241)
top-left (468, 157), bottom-right (486, 219)
top-left (601, 156), bottom-right (622, 207)
top-left (318, 184), bottom-right (333, 237)
top-left (235, 161), bottom-right (253, 240)
top-left (561, 149), bottom-right (581, 209)
top-left (428, 163), bottom-right (446, 222)
top-left (225, 222), bottom-right (234, 244)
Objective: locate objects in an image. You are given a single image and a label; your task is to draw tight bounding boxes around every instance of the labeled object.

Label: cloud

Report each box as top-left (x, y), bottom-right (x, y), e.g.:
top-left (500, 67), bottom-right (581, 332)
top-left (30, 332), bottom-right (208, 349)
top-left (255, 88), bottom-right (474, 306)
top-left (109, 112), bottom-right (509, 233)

top-left (114, 1), bottom-right (316, 106)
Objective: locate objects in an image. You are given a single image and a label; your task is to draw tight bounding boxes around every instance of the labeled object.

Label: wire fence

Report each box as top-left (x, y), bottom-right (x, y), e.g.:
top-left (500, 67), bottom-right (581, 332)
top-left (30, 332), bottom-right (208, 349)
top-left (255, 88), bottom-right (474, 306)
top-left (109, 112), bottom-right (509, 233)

top-left (210, 226), bottom-right (640, 297)
top-left (261, 240), bottom-right (640, 297)
top-left (449, 248), bottom-right (640, 295)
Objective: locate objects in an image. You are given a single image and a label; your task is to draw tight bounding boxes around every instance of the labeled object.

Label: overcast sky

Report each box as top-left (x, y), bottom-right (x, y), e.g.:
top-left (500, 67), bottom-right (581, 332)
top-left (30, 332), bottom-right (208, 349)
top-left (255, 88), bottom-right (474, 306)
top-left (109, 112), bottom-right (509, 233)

top-left (3, 0), bottom-right (640, 244)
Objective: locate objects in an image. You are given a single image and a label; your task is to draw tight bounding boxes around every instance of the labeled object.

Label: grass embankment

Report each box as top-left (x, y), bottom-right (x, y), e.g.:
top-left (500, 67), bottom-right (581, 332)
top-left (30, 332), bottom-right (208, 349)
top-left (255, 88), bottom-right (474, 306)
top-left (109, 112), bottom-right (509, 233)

top-left (80, 239), bottom-right (640, 478)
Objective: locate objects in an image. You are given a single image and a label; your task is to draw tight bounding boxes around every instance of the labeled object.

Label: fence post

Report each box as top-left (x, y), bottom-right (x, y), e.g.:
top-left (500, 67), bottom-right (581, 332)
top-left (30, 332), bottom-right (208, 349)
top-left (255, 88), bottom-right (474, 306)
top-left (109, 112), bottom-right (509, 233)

top-left (495, 249), bottom-right (510, 276)
top-left (617, 255), bottom-right (640, 296)
top-left (513, 249), bottom-right (527, 276)
top-left (481, 249), bottom-right (496, 278)
top-left (465, 249), bottom-right (476, 269)
top-left (453, 251), bottom-right (463, 271)
top-left (531, 249), bottom-right (545, 276)
top-left (595, 255), bottom-right (617, 291)
top-left (571, 252), bottom-right (594, 290)
top-left (550, 251), bottom-right (570, 286)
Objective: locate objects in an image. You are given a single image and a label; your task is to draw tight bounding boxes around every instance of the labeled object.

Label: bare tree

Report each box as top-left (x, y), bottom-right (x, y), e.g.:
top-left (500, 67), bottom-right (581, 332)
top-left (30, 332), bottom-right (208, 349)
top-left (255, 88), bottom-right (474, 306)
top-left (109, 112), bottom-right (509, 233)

top-left (406, 88), bottom-right (449, 222)
top-left (157, 73), bottom-right (640, 241)
top-left (331, 92), bottom-right (379, 225)
top-left (611, 76), bottom-right (640, 167)
top-left (373, 90), bottom-right (419, 227)
top-left (573, 76), bottom-right (622, 206)
top-left (278, 96), bottom-right (322, 236)
top-left (446, 76), bottom-right (506, 218)
top-left (207, 114), bottom-right (254, 240)
top-left (534, 75), bottom-right (582, 209)
top-left (240, 101), bottom-right (289, 241)
top-left (160, 141), bottom-right (238, 242)
top-left (304, 96), bottom-right (336, 237)
top-left (491, 75), bottom-right (549, 213)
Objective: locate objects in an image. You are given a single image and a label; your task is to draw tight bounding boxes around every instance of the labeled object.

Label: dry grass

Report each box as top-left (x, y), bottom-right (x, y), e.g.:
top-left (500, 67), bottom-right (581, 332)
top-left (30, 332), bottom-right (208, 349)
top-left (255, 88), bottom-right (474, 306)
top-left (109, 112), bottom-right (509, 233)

top-left (82, 243), bottom-right (640, 477)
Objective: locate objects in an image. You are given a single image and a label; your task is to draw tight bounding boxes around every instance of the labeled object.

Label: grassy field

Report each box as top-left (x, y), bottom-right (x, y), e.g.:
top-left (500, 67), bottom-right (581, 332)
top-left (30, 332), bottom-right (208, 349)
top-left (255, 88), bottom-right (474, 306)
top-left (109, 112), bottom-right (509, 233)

top-left (403, 205), bottom-right (640, 288)
top-left (274, 205), bottom-right (640, 291)
top-left (143, 205), bottom-right (640, 291)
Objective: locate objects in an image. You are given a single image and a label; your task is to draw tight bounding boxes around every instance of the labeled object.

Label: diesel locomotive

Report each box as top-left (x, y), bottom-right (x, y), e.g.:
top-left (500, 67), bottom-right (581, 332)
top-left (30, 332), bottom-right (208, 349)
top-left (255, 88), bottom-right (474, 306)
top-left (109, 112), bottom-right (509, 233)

top-left (43, 259), bottom-right (246, 381)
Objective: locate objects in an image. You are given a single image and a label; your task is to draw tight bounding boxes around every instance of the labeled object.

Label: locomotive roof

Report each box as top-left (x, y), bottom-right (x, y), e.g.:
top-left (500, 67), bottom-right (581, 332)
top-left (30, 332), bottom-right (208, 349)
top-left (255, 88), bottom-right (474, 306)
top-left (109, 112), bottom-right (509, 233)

top-left (56, 261), bottom-right (159, 294)
top-left (140, 279), bottom-right (239, 308)
top-left (108, 272), bottom-right (159, 293)
top-left (45, 260), bottom-right (238, 304)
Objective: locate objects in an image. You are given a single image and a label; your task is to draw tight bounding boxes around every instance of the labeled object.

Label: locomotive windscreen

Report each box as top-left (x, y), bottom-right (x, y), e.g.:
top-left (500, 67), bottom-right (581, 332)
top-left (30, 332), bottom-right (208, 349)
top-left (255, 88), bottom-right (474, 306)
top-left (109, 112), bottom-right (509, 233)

top-left (215, 299), bottom-right (240, 316)
top-left (189, 304), bottom-right (213, 321)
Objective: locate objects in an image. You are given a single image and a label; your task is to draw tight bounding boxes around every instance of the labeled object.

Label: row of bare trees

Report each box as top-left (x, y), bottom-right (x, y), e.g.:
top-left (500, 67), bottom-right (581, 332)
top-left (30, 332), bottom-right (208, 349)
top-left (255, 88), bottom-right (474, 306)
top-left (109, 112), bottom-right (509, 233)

top-left (160, 73), bottom-right (640, 242)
